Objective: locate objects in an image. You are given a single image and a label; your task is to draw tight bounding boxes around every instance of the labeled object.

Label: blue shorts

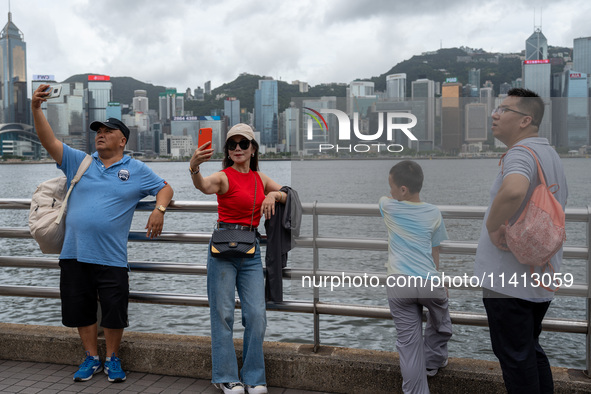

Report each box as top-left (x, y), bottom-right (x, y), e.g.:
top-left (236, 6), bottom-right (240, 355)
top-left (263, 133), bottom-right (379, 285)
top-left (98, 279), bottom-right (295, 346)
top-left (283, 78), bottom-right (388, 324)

top-left (59, 259), bottom-right (129, 329)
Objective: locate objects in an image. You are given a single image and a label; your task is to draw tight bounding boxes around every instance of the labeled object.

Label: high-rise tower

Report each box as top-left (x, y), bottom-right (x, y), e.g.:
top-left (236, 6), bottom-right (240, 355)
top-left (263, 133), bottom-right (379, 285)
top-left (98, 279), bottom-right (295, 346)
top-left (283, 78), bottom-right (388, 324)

top-left (254, 79), bottom-right (278, 147)
top-left (573, 37), bottom-right (591, 76)
top-left (0, 10), bottom-right (27, 124)
top-left (525, 28), bottom-right (548, 61)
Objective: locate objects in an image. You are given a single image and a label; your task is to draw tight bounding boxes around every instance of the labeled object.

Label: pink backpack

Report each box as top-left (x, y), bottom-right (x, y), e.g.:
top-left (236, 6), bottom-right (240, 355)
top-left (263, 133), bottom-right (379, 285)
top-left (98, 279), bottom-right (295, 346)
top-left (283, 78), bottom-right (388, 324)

top-left (504, 145), bottom-right (566, 268)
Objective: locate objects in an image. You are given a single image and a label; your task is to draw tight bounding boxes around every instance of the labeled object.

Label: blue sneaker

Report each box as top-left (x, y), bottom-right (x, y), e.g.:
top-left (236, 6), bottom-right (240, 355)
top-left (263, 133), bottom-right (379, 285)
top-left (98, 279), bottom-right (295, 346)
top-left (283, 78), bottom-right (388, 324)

top-left (73, 352), bottom-right (103, 381)
top-left (104, 353), bottom-right (126, 382)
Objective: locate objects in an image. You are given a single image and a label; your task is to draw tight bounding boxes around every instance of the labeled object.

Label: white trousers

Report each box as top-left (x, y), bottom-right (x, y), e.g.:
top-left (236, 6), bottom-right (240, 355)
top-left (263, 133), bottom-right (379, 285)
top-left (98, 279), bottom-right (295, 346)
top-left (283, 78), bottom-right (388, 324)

top-left (387, 275), bottom-right (453, 394)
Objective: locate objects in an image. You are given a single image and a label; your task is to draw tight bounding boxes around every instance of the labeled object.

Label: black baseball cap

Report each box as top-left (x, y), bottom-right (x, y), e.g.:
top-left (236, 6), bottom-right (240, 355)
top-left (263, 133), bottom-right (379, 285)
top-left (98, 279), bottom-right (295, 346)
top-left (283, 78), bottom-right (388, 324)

top-left (90, 118), bottom-right (130, 143)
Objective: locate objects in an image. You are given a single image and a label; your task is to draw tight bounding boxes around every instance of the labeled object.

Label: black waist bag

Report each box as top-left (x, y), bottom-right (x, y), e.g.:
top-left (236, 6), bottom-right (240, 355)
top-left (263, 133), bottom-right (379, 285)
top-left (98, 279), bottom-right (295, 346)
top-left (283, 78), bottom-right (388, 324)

top-left (210, 229), bottom-right (257, 258)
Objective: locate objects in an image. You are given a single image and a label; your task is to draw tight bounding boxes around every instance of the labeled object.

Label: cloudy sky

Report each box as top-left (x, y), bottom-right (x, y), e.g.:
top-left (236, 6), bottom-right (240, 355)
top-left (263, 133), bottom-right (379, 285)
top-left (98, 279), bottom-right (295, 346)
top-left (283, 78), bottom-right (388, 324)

top-left (8, 0), bottom-right (591, 93)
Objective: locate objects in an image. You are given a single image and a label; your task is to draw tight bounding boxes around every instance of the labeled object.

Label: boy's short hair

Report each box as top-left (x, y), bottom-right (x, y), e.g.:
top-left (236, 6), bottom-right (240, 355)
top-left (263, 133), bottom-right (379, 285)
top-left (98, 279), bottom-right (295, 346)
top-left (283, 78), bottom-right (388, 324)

top-left (389, 160), bottom-right (423, 194)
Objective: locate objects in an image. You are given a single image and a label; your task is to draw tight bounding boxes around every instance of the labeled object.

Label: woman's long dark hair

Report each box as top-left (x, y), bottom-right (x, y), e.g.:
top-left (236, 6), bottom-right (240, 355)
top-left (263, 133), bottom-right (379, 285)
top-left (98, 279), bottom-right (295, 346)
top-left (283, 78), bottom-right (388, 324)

top-left (222, 138), bottom-right (260, 171)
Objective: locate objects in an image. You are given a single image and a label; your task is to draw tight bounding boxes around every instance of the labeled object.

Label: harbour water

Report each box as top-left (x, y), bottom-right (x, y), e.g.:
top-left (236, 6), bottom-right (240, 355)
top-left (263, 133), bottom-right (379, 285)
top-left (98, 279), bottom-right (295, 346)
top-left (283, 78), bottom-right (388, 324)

top-left (0, 157), bottom-right (589, 370)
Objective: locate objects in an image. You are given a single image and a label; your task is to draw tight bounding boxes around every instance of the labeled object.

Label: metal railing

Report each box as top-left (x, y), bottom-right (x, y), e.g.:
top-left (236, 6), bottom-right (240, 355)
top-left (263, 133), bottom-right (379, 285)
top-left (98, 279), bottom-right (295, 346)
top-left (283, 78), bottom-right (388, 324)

top-left (0, 198), bottom-right (589, 373)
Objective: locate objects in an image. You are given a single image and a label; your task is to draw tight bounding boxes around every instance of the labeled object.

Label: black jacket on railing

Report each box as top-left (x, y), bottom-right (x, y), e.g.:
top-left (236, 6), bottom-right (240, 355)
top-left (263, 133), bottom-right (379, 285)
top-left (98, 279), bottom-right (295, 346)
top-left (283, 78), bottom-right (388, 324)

top-left (264, 186), bottom-right (302, 302)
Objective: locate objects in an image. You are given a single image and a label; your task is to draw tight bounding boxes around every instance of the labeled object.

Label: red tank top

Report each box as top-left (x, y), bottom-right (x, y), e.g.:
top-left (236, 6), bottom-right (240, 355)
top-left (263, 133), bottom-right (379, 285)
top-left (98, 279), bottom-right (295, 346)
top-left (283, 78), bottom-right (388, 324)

top-left (217, 167), bottom-right (265, 227)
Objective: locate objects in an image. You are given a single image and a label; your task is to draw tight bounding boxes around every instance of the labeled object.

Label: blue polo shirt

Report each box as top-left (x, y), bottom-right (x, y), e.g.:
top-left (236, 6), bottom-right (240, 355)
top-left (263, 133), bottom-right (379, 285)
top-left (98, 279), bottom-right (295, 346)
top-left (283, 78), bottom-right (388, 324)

top-left (57, 144), bottom-right (167, 267)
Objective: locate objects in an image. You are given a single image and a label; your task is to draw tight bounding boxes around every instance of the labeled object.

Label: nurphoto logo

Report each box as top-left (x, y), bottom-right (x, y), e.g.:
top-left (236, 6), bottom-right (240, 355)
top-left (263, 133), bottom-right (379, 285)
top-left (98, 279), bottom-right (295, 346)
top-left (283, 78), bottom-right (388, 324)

top-left (304, 107), bottom-right (418, 153)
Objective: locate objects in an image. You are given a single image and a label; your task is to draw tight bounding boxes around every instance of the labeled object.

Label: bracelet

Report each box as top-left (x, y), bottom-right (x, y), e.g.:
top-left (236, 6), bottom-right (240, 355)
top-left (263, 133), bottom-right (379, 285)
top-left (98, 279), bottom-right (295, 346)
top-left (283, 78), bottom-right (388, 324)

top-left (189, 166), bottom-right (200, 175)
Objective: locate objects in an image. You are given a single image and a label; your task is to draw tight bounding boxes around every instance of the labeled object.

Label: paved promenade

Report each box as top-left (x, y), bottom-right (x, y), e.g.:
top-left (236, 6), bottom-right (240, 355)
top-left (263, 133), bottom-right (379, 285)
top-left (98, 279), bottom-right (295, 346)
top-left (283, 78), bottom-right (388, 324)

top-left (0, 360), bottom-right (330, 394)
top-left (2, 324), bottom-right (591, 394)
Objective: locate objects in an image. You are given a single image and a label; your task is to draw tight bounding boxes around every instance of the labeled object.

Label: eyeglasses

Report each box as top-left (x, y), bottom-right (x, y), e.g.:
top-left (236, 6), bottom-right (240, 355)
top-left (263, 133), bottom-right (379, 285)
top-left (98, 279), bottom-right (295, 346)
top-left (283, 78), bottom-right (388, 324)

top-left (227, 139), bottom-right (251, 151)
top-left (491, 106), bottom-right (531, 118)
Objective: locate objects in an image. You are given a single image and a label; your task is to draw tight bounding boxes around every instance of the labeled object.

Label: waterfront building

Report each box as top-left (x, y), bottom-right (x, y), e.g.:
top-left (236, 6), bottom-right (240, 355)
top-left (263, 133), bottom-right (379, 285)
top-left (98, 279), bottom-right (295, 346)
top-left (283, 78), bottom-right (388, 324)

top-left (573, 37), bottom-right (591, 76)
top-left (386, 74), bottom-right (406, 101)
top-left (525, 28), bottom-right (548, 61)
top-left (158, 88), bottom-right (184, 122)
top-left (133, 90), bottom-right (149, 114)
top-left (301, 96), bottom-right (337, 154)
top-left (0, 123), bottom-right (41, 158)
top-left (224, 97), bottom-right (240, 128)
top-left (480, 87), bottom-right (494, 137)
top-left (347, 81), bottom-right (377, 119)
top-left (552, 70), bottom-right (589, 149)
top-left (254, 79), bottom-right (278, 147)
top-left (283, 102), bottom-right (300, 153)
top-left (0, 11), bottom-right (27, 124)
top-left (441, 82), bottom-right (463, 154)
top-left (159, 134), bottom-right (193, 158)
top-left (87, 75), bottom-right (112, 125)
top-left (465, 103), bottom-right (488, 145)
top-left (411, 78), bottom-right (435, 151)
top-left (468, 68), bottom-right (480, 94)
top-left (524, 60), bottom-right (551, 99)
top-left (523, 59), bottom-right (553, 143)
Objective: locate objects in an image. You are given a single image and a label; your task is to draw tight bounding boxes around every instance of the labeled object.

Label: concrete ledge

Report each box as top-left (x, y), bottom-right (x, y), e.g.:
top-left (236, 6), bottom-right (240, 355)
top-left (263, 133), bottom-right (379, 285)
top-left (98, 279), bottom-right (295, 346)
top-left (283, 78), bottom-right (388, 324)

top-left (0, 323), bottom-right (589, 393)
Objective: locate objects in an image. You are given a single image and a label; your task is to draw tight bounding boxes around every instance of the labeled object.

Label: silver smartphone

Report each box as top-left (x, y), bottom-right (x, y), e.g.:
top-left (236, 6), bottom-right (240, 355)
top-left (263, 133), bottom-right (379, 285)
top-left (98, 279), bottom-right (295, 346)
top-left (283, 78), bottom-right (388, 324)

top-left (44, 85), bottom-right (62, 99)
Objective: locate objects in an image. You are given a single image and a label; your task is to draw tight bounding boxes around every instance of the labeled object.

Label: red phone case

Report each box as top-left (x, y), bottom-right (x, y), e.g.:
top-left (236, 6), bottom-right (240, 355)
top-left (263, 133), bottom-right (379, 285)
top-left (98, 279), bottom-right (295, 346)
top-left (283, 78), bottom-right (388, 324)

top-left (198, 128), bottom-right (212, 148)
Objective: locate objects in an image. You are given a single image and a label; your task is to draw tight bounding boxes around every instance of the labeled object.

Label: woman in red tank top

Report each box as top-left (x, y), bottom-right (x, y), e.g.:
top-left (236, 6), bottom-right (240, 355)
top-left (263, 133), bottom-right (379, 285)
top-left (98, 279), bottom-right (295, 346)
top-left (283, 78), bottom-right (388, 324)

top-left (189, 124), bottom-right (285, 394)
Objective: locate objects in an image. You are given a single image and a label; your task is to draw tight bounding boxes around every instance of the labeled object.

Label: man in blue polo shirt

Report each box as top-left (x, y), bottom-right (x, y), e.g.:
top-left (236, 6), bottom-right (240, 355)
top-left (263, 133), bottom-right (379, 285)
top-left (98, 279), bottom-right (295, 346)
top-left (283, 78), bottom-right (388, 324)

top-left (32, 84), bottom-right (174, 383)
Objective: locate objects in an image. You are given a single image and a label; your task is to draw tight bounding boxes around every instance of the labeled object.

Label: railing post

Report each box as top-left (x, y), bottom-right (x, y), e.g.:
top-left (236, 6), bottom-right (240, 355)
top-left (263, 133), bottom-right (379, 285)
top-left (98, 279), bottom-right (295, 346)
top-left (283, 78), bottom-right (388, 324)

top-left (586, 205), bottom-right (591, 377)
top-left (312, 201), bottom-right (320, 352)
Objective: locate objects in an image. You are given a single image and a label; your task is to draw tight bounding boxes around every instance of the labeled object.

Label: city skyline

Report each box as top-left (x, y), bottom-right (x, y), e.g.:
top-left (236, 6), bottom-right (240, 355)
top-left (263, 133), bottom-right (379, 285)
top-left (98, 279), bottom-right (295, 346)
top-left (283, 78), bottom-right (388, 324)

top-left (9, 0), bottom-right (591, 94)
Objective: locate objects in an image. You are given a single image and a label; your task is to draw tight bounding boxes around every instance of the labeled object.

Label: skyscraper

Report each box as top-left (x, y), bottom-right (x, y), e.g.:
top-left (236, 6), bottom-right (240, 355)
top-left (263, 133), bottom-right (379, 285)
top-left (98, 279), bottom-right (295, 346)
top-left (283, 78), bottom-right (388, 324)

top-left (254, 79), bottom-right (278, 147)
top-left (552, 70), bottom-right (589, 149)
top-left (347, 81), bottom-right (377, 119)
top-left (468, 68), bottom-right (481, 89)
top-left (224, 97), bottom-right (240, 128)
top-left (0, 10), bottom-right (27, 124)
top-left (133, 90), bottom-right (149, 114)
top-left (525, 28), bottom-right (548, 61)
top-left (386, 74), bottom-right (406, 101)
top-left (465, 103), bottom-right (488, 143)
top-left (573, 37), bottom-right (591, 76)
top-left (441, 82), bottom-right (463, 154)
top-left (158, 88), bottom-right (184, 122)
top-left (283, 102), bottom-right (300, 153)
top-left (411, 78), bottom-right (435, 151)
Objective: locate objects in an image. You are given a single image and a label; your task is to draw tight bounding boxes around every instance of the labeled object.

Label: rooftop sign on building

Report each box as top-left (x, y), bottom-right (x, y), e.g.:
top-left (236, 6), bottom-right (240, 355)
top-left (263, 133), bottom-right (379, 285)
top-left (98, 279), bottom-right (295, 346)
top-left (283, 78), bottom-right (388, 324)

top-left (88, 75), bottom-right (111, 81)
top-left (524, 59), bottom-right (550, 65)
top-left (32, 74), bottom-right (55, 81)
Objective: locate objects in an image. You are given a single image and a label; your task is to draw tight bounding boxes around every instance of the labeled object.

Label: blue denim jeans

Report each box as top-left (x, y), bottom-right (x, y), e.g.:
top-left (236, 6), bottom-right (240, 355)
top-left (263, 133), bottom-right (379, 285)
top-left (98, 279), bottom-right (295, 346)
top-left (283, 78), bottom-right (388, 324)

top-left (207, 242), bottom-right (267, 386)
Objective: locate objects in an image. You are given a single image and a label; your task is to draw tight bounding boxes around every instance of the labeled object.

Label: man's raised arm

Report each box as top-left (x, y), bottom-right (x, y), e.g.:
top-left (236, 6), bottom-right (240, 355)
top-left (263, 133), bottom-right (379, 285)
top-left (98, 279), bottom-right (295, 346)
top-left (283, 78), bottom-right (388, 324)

top-left (32, 84), bottom-right (63, 165)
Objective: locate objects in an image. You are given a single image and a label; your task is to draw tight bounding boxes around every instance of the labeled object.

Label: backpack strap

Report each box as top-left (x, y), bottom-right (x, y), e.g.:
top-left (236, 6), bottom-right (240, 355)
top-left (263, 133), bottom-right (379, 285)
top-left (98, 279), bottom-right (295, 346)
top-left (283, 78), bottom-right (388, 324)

top-left (513, 145), bottom-right (546, 186)
top-left (54, 154), bottom-right (93, 225)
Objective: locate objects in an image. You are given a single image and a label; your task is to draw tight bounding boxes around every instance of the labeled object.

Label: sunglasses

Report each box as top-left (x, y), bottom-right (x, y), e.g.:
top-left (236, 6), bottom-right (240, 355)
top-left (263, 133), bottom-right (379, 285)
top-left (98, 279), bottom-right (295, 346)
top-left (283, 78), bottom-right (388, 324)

top-left (227, 139), bottom-right (251, 151)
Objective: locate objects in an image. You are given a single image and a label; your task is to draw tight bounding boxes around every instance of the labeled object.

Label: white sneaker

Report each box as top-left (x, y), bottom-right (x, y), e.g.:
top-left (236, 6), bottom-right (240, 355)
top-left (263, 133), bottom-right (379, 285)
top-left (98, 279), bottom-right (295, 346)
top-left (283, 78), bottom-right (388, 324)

top-left (246, 385), bottom-right (268, 394)
top-left (426, 358), bottom-right (448, 377)
top-left (215, 382), bottom-right (245, 393)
